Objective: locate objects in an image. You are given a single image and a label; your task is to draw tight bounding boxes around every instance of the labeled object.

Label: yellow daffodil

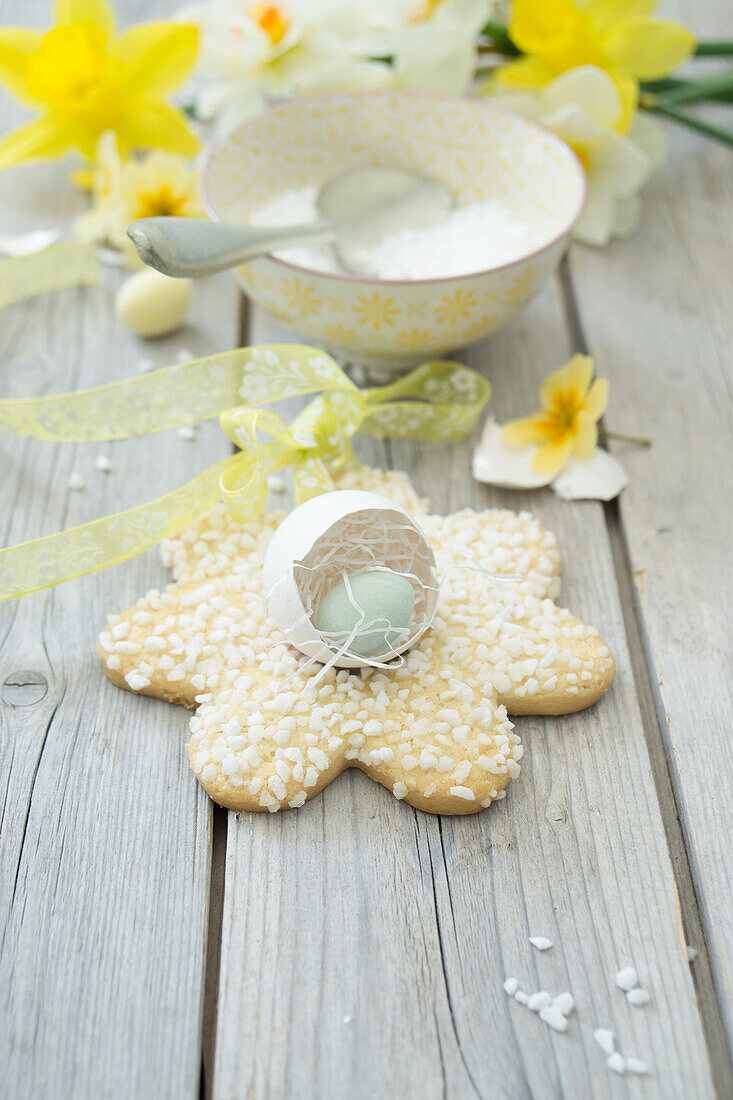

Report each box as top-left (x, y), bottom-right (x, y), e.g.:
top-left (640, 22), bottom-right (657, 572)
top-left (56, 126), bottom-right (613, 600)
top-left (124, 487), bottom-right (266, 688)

top-left (472, 356), bottom-right (627, 501)
top-left (76, 131), bottom-right (204, 264)
top-left (488, 66), bottom-right (665, 245)
top-left (495, 0), bottom-right (695, 130)
top-left (0, 0), bottom-right (200, 169)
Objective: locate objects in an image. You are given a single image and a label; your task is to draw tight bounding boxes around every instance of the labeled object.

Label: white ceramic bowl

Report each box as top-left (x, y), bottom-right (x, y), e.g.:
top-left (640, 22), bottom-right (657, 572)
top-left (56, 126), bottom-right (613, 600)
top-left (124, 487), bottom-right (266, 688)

top-left (203, 91), bottom-right (585, 376)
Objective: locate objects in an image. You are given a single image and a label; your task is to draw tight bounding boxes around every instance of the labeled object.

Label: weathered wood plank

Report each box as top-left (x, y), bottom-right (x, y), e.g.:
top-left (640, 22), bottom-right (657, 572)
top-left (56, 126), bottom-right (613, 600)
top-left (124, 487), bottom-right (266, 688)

top-left (568, 0), bottom-right (733, 1061)
top-left (213, 291), bottom-right (714, 1098)
top-left (0, 51), bottom-right (236, 1093)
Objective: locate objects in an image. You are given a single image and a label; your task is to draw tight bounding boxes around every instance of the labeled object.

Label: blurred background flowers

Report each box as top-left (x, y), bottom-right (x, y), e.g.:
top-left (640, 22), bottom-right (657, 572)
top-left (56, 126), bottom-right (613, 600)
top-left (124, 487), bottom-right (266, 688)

top-left (0, 0), bottom-right (730, 254)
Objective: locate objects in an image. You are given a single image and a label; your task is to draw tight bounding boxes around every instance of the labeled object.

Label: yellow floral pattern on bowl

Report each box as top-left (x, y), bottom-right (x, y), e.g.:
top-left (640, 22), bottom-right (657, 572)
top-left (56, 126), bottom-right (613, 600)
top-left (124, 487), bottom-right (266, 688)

top-left (203, 92), bottom-right (585, 374)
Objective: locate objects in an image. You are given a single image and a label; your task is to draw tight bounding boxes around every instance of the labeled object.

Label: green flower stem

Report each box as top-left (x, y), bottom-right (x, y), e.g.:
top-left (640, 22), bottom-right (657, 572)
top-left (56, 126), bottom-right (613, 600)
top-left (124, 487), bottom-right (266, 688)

top-left (695, 40), bottom-right (733, 56)
top-left (641, 97), bottom-right (733, 146)
top-left (604, 430), bottom-right (652, 448)
top-left (642, 76), bottom-right (733, 103)
top-left (651, 71), bottom-right (733, 104)
top-left (480, 18), bottom-right (521, 56)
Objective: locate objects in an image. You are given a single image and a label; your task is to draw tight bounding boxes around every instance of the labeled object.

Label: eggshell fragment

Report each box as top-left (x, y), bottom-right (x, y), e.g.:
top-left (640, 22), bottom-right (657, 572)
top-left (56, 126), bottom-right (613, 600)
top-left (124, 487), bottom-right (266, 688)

top-left (263, 490), bottom-right (438, 668)
top-left (115, 268), bottom-right (192, 337)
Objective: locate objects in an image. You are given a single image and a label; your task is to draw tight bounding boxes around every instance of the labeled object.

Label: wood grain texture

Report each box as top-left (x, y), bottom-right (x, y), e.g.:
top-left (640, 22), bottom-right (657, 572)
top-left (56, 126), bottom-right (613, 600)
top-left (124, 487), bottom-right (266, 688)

top-left (0, 8), bottom-right (236, 1083)
top-left (212, 297), bottom-right (714, 1098)
top-left (568, 0), bottom-right (733, 1060)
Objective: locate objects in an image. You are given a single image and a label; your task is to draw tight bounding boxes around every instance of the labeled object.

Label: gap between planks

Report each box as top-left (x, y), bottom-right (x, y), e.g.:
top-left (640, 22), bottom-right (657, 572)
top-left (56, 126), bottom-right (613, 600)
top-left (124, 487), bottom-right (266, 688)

top-left (559, 254), bottom-right (733, 1096)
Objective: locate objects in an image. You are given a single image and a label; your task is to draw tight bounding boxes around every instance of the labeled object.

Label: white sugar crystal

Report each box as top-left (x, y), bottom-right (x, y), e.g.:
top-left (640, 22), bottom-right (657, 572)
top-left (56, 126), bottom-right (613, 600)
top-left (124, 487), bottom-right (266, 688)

top-left (514, 990), bottom-right (528, 1005)
top-left (615, 966), bottom-right (638, 991)
top-left (686, 945), bottom-right (698, 961)
top-left (95, 454), bottom-right (112, 472)
top-left (178, 425), bottom-right (196, 441)
top-left (67, 472), bottom-right (84, 491)
top-left (626, 1057), bottom-right (649, 1075)
top-left (626, 987), bottom-right (651, 1006)
top-left (607, 1052), bottom-right (626, 1075)
top-left (136, 357), bottom-right (154, 372)
top-left (503, 978), bottom-right (519, 996)
top-left (249, 187), bottom-right (535, 280)
top-left (539, 1006), bottom-right (568, 1032)
top-left (527, 991), bottom-right (552, 1012)
top-left (553, 992), bottom-right (575, 1017)
top-left (267, 474), bottom-right (286, 493)
top-left (343, 1015), bottom-right (352, 1024)
top-left (176, 347), bottom-right (193, 362)
top-left (392, 781), bottom-right (408, 800)
top-left (593, 1028), bottom-right (615, 1055)
top-left (529, 936), bottom-right (553, 951)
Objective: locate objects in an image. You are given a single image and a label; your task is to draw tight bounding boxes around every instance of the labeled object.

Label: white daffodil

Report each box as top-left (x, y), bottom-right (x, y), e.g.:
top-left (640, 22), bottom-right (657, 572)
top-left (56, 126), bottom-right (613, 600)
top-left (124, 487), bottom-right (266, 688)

top-left (486, 65), bottom-right (665, 246)
top-left (472, 355), bottom-right (628, 501)
top-left (181, 1), bottom-right (394, 133)
top-left (354, 0), bottom-right (493, 94)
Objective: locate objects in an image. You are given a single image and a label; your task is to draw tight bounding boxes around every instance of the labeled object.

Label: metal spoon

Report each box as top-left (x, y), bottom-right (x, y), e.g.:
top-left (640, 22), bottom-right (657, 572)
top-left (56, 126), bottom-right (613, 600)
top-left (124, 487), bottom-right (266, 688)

top-left (126, 167), bottom-right (453, 278)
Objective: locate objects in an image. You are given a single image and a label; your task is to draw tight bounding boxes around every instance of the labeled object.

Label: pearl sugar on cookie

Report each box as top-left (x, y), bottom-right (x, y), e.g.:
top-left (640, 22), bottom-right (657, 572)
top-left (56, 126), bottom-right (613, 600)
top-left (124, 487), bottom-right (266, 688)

top-left (262, 490), bottom-right (438, 668)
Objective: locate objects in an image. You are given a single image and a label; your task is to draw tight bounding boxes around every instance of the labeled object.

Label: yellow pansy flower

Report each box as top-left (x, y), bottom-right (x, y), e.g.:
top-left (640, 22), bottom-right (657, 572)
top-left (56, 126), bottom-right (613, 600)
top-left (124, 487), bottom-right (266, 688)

top-left (0, 0), bottom-right (200, 168)
top-left (76, 131), bottom-right (204, 264)
top-left (503, 354), bottom-right (609, 476)
top-left (495, 0), bottom-right (695, 130)
top-left (473, 355), bottom-right (627, 501)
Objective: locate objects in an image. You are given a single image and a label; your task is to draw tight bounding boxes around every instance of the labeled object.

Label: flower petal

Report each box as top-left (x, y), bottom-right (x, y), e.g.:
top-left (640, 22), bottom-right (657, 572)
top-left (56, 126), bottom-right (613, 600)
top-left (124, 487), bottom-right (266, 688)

top-left (585, 0), bottom-right (656, 32)
top-left (491, 55), bottom-right (556, 88)
top-left (583, 376), bottom-right (609, 420)
top-left (605, 18), bottom-right (696, 80)
top-left (117, 98), bottom-right (200, 156)
top-left (116, 23), bottom-right (199, 95)
top-left (611, 193), bottom-right (642, 238)
top-left (573, 410), bottom-right (598, 460)
top-left (473, 418), bottom-right (554, 489)
top-left (0, 115), bottom-right (71, 168)
top-left (552, 449), bottom-right (628, 500)
top-left (572, 177), bottom-right (618, 245)
top-left (509, 0), bottom-right (581, 57)
top-left (532, 434), bottom-right (575, 477)
top-left (542, 65), bottom-right (623, 131)
top-left (502, 412), bottom-right (547, 447)
top-left (609, 71), bottom-right (638, 131)
top-left (0, 28), bottom-right (43, 105)
top-left (629, 111), bottom-right (666, 170)
top-left (55, 0), bottom-right (116, 38)
top-left (539, 354), bottom-right (594, 410)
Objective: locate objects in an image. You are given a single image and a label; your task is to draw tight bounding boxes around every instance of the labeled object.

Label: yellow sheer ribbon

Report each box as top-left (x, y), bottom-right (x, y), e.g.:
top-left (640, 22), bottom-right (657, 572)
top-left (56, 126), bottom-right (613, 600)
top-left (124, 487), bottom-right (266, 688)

top-left (0, 343), bottom-right (490, 600)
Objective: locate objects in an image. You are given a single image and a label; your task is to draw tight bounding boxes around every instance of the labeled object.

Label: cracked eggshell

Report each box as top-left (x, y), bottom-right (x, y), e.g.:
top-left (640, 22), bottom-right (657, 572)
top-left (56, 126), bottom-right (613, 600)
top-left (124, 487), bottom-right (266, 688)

top-left (263, 490), bottom-right (437, 668)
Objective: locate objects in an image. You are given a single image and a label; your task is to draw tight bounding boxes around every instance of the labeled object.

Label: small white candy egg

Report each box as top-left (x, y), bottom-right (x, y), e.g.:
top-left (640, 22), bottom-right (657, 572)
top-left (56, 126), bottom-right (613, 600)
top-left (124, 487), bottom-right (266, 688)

top-left (263, 490), bottom-right (438, 668)
top-left (115, 268), bottom-right (192, 337)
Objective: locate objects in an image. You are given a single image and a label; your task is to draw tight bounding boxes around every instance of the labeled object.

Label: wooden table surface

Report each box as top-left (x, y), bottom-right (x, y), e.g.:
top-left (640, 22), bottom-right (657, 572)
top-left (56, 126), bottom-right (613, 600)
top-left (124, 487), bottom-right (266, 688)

top-left (1, 1), bottom-right (731, 1097)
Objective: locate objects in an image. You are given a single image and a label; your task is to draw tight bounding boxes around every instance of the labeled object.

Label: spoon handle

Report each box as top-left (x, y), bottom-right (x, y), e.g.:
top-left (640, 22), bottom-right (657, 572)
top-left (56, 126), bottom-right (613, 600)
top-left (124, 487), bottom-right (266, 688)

top-left (126, 217), bottom-right (333, 277)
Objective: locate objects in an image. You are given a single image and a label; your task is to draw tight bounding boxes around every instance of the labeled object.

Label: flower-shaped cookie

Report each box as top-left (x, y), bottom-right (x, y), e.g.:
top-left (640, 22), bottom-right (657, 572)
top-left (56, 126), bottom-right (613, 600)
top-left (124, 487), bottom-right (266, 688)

top-left (99, 468), bottom-right (615, 814)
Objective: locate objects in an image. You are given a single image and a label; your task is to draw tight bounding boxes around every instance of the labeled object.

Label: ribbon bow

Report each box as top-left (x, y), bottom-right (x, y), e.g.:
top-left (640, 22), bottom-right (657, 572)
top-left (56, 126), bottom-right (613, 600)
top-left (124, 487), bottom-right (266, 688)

top-left (0, 343), bottom-right (490, 601)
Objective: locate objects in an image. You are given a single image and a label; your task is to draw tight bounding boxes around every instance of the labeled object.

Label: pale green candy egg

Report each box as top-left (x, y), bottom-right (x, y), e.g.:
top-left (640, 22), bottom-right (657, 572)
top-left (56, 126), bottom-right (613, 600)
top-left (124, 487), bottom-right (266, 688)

top-left (314, 569), bottom-right (416, 658)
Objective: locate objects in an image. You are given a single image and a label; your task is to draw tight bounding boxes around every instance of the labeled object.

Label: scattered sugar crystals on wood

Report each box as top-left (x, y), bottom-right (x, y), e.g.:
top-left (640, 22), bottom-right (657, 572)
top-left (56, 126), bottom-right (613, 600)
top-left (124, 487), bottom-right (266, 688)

top-left (67, 472), bottom-right (84, 491)
top-left (249, 186), bottom-right (534, 279)
top-left (626, 987), bottom-right (651, 1006)
top-left (593, 1028), bottom-right (616, 1056)
top-left (540, 1005), bottom-right (568, 1032)
top-left (529, 936), bottom-right (553, 951)
top-left (614, 966), bottom-right (638, 991)
top-left (95, 454), bottom-right (112, 472)
top-left (503, 977), bottom-right (519, 996)
top-left (606, 1051), bottom-right (626, 1075)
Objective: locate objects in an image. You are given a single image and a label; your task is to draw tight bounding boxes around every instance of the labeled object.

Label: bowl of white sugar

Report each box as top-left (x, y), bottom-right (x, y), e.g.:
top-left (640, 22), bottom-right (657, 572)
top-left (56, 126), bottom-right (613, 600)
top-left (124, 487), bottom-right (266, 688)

top-left (203, 91), bottom-right (585, 376)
